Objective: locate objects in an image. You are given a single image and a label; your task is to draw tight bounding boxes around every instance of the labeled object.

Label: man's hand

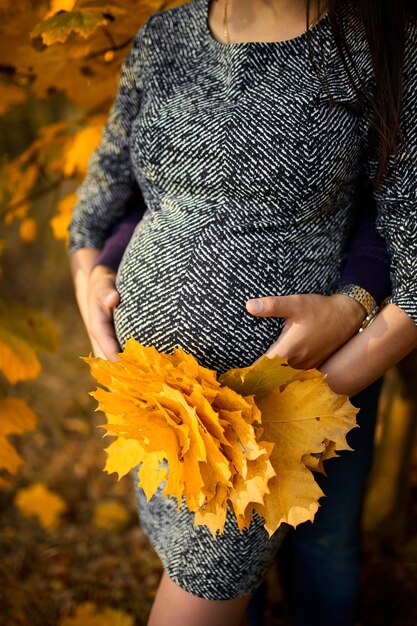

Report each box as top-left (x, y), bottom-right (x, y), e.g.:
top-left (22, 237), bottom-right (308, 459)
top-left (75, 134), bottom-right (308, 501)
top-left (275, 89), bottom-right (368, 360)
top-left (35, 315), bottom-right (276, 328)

top-left (246, 293), bottom-right (366, 369)
top-left (86, 265), bottom-right (120, 360)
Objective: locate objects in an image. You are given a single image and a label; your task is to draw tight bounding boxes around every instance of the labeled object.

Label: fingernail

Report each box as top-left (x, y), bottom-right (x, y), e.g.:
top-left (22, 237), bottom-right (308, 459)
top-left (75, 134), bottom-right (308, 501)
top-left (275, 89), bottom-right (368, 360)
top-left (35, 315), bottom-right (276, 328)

top-left (247, 299), bottom-right (263, 312)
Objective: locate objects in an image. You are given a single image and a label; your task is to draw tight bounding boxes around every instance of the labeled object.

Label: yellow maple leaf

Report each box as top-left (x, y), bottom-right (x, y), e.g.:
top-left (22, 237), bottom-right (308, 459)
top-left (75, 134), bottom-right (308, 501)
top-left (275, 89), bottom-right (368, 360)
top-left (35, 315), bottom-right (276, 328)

top-left (104, 437), bottom-right (142, 479)
top-left (31, 10), bottom-right (109, 46)
top-left (14, 482), bottom-right (67, 529)
top-left (0, 302), bottom-right (59, 383)
top-left (221, 359), bottom-right (359, 535)
top-left (84, 337), bottom-right (271, 536)
top-left (0, 397), bottom-right (37, 479)
top-left (84, 338), bottom-right (358, 537)
top-left (60, 602), bottom-right (134, 626)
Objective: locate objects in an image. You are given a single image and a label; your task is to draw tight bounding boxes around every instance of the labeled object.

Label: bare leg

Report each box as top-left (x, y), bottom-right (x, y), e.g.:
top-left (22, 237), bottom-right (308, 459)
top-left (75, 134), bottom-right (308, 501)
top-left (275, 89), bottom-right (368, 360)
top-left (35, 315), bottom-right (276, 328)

top-left (147, 571), bottom-right (251, 626)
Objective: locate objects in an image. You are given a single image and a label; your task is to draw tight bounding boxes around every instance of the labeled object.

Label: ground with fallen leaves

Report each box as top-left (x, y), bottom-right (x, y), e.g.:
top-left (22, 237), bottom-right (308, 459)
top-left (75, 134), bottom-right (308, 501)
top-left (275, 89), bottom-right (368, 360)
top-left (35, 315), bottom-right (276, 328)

top-left (1, 220), bottom-right (417, 626)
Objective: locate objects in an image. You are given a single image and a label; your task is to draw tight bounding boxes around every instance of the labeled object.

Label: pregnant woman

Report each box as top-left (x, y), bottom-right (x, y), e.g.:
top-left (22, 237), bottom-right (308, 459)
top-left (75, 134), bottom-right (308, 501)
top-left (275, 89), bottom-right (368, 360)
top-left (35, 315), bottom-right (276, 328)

top-left (69, 1), bottom-right (417, 624)
top-left (75, 189), bottom-right (391, 626)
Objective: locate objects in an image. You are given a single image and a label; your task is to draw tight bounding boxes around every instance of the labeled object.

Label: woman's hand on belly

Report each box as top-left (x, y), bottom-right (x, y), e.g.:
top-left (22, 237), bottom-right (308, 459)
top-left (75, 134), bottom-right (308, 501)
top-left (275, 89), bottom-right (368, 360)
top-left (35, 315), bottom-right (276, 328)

top-left (246, 293), bottom-right (366, 369)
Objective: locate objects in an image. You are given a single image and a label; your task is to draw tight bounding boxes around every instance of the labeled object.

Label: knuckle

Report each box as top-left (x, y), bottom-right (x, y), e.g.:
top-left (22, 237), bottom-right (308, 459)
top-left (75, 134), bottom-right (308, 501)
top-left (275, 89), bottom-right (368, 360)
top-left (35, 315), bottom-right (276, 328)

top-left (290, 295), bottom-right (303, 312)
top-left (265, 296), bottom-right (280, 314)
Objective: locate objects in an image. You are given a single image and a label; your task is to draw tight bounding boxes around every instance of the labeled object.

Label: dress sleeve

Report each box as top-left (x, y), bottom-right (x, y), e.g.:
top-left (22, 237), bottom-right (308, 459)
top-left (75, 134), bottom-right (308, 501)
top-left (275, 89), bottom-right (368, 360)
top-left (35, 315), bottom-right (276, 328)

top-left (366, 20), bottom-right (417, 324)
top-left (68, 24), bottom-right (146, 253)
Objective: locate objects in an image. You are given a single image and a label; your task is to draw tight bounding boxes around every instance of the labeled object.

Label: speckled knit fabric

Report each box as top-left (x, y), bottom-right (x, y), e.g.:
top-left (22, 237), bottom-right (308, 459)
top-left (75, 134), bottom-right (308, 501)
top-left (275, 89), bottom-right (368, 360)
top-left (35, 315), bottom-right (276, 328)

top-left (69, 0), bottom-right (417, 599)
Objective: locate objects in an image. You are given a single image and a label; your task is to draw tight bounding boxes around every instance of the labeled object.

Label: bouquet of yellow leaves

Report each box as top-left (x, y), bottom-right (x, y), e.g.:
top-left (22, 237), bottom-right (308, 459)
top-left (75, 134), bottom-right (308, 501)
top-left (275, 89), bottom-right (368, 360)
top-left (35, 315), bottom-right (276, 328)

top-left (83, 337), bottom-right (358, 538)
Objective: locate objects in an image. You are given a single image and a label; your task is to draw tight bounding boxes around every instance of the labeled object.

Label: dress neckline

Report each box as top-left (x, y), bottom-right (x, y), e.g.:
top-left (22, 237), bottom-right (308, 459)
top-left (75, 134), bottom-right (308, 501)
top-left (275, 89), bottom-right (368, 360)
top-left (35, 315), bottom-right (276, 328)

top-left (201, 0), bottom-right (330, 51)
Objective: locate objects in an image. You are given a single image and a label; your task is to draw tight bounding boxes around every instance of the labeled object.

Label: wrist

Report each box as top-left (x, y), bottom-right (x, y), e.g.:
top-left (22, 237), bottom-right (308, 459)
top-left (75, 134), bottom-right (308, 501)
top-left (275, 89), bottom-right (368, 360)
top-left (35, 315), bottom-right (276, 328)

top-left (331, 284), bottom-right (379, 332)
top-left (329, 293), bottom-right (368, 335)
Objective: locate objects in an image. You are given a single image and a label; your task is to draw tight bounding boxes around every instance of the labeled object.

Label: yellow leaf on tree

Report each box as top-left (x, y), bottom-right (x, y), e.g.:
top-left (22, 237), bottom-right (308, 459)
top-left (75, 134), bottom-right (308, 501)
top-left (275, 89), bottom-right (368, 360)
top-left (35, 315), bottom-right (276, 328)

top-left (62, 122), bottom-right (104, 177)
top-left (0, 302), bottom-right (59, 383)
top-left (51, 193), bottom-right (77, 242)
top-left (0, 0), bottom-right (183, 113)
top-left (45, 0), bottom-right (77, 20)
top-left (19, 217), bottom-right (37, 242)
top-left (14, 482), bottom-right (67, 529)
top-left (0, 397), bottom-right (37, 479)
top-left (60, 602), bottom-right (134, 626)
top-left (93, 499), bottom-right (130, 531)
top-left (31, 10), bottom-right (108, 46)
top-left (4, 163), bottom-right (38, 225)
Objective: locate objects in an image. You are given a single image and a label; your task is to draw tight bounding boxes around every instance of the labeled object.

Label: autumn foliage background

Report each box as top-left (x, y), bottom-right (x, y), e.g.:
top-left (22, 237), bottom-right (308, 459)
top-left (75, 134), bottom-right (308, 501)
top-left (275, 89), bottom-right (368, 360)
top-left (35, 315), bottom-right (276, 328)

top-left (1, 1), bottom-right (417, 624)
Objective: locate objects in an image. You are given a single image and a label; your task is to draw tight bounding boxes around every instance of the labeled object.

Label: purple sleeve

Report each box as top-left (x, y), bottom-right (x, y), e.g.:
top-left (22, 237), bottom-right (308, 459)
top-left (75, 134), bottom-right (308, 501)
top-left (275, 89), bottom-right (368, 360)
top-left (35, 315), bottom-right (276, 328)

top-left (93, 184), bottom-right (145, 271)
top-left (332, 216), bottom-right (391, 304)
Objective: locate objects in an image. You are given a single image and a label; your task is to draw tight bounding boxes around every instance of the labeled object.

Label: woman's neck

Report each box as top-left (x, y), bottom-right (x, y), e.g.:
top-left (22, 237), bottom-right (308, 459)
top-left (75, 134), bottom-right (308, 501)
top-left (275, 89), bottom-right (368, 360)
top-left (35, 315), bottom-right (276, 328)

top-left (209, 0), bottom-right (328, 44)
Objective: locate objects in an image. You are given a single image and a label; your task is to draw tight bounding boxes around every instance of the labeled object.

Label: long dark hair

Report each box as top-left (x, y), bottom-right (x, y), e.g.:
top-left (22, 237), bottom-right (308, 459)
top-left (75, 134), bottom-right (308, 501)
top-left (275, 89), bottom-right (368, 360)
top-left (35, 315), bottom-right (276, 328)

top-left (306, 0), bottom-right (416, 189)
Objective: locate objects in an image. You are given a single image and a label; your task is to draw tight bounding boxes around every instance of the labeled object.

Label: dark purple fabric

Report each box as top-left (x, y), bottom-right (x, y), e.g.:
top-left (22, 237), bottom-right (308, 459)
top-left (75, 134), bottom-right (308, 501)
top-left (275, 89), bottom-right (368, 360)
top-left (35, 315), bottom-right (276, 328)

top-left (332, 219), bottom-right (391, 304)
top-left (330, 175), bottom-right (391, 303)
top-left (94, 209), bottom-right (140, 271)
top-left (93, 183), bottom-right (145, 271)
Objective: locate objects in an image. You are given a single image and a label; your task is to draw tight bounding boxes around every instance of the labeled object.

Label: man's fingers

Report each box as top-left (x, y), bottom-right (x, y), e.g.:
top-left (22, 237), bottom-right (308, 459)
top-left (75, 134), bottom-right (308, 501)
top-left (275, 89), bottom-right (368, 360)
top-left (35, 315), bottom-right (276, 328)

top-left (88, 298), bottom-right (120, 361)
top-left (90, 321), bottom-right (120, 361)
top-left (91, 336), bottom-right (120, 361)
top-left (98, 332), bottom-right (120, 361)
top-left (246, 295), bottom-right (301, 318)
top-left (102, 289), bottom-right (119, 308)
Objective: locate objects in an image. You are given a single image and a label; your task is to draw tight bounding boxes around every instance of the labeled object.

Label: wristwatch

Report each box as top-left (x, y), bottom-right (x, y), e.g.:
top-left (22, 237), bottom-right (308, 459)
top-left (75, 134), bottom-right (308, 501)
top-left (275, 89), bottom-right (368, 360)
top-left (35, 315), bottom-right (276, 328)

top-left (332, 284), bottom-right (379, 332)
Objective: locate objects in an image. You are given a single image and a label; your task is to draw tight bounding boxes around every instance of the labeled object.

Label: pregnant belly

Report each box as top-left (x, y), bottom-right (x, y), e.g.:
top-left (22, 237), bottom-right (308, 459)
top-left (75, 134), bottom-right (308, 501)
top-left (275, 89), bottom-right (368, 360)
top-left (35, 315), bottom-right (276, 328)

top-left (113, 210), bottom-right (342, 373)
top-left (112, 220), bottom-right (292, 373)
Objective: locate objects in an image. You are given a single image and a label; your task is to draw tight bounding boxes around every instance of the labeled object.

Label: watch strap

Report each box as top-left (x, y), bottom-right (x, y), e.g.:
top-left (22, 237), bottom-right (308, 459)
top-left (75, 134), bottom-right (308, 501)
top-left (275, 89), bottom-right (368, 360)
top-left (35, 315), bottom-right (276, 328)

top-left (332, 283), bottom-right (381, 332)
top-left (333, 283), bottom-right (377, 316)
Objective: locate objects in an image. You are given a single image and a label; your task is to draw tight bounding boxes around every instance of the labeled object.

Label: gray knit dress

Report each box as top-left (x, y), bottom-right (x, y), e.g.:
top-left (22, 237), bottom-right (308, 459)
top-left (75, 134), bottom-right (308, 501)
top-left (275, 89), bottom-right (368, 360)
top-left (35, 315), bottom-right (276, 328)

top-left (69, 0), bottom-right (417, 600)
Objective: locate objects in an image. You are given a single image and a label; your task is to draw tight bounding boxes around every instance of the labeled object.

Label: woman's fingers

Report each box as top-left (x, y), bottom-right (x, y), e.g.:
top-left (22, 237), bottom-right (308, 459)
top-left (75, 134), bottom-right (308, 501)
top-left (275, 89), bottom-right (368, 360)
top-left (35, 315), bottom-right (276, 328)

top-left (246, 293), bottom-right (368, 370)
top-left (246, 295), bottom-right (300, 318)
